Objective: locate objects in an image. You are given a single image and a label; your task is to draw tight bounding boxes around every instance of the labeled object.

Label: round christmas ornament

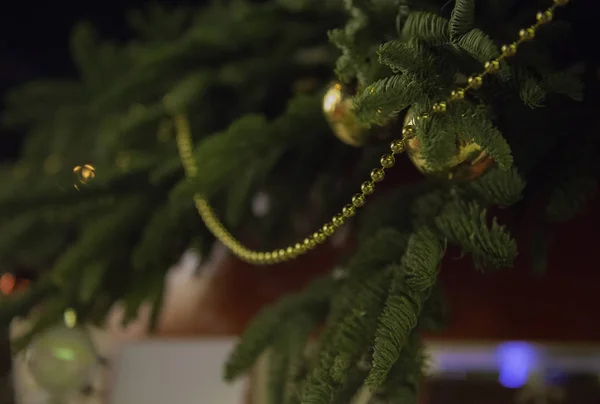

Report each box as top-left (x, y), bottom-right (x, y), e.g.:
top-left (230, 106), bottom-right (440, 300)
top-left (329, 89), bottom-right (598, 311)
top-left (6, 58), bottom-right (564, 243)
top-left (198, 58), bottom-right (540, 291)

top-left (322, 81), bottom-right (367, 147)
top-left (26, 324), bottom-right (97, 398)
top-left (403, 107), bottom-right (494, 181)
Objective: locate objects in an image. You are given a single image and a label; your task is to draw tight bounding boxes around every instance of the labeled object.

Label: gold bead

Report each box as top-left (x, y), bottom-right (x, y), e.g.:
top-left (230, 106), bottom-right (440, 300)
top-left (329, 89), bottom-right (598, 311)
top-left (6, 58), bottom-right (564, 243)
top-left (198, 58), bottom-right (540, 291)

top-left (432, 102), bottom-right (447, 113)
top-left (553, 0), bottom-right (568, 5)
top-left (380, 154), bottom-right (395, 168)
top-left (264, 252), bottom-right (273, 261)
top-left (417, 113), bottom-right (430, 120)
top-left (536, 10), bottom-right (553, 23)
top-left (402, 125), bottom-right (415, 138)
top-left (277, 249), bottom-right (286, 259)
top-left (519, 27), bottom-right (536, 41)
top-left (332, 214), bottom-right (345, 227)
top-left (352, 193), bottom-right (366, 207)
top-left (342, 205), bottom-right (356, 218)
top-left (361, 181), bottom-right (375, 195)
top-left (450, 89), bottom-right (465, 100)
top-left (286, 246), bottom-right (295, 257)
top-left (468, 75), bottom-right (483, 89)
top-left (390, 139), bottom-right (405, 154)
top-left (295, 243), bottom-right (306, 254)
top-left (304, 238), bottom-right (316, 249)
top-left (370, 168), bottom-right (385, 182)
top-left (313, 231), bottom-right (326, 244)
top-left (257, 252), bottom-right (265, 262)
top-left (484, 60), bottom-right (500, 73)
top-left (322, 223), bottom-right (335, 236)
top-left (501, 43), bottom-right (517, 57)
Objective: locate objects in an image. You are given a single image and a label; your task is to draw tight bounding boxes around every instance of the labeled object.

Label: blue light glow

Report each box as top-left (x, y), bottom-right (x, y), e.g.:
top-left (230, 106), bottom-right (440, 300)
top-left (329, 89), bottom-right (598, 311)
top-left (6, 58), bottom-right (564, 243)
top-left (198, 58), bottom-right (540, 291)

top-left (496, 342), bottom-right (539, 388)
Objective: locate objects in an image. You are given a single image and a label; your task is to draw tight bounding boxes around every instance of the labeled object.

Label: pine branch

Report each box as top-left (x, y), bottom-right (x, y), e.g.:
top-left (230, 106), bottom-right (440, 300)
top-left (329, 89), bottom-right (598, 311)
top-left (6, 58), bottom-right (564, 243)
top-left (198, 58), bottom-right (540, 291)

top-left (455, 29), bottom-right (510, 80)
top-left (402, 12), bottom-right (450, 46)
top-left (131, 202), bottom-right (192, 273)
top-left (374, 334), bottom-right (424, 403)
top-left (225, 277), bottom-right (332, 381)
top-left (449, 0), bottom-right (475, 40)
top-left (451, 102), bottom-right (513, 170)
top-left (366, 227), bottom-right (442, 388)
top-left (51, 196), bottom-right (149, 290)
top-left (435, 199), bottom-right (517, 269)
top-left (412, 105), bottom-right (462, 171)
top-left (520, 75), bottom-right (546, 108)
top-left (281, 316), bottom-right (314, 404)
top-left (377, 40), bottom-right (429, 74)
top-left (330, 271), bottom-right (390, 382)
top-left (301, 270), bottom-right (389, 404)
top-left (354, 75), bottom-right (424, 126)
top-left (468, 166), bottom-right (525, 207)
top-left (78, 262), bottom-right (108, 303)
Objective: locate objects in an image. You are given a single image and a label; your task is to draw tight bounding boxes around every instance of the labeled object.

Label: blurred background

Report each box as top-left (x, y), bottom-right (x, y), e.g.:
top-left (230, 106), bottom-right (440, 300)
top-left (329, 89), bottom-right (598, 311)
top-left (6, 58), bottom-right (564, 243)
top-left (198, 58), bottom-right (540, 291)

top-left (1, 1), bottom-right (600, 403)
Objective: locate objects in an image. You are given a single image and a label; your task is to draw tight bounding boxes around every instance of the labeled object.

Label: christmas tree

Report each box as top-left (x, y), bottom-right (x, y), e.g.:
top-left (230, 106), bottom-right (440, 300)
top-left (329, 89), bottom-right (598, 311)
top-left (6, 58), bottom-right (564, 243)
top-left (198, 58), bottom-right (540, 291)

top-left (1, 0), bottom-right (598, 403)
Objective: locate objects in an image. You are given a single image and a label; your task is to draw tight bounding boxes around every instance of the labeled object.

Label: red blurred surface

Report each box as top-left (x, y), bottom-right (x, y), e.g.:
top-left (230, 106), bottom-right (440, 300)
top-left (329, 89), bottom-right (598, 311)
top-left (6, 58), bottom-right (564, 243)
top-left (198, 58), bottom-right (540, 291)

top-left (429, 199), bottom-right (600, 342)
top-left (158, 157), bottom-right (600, 342)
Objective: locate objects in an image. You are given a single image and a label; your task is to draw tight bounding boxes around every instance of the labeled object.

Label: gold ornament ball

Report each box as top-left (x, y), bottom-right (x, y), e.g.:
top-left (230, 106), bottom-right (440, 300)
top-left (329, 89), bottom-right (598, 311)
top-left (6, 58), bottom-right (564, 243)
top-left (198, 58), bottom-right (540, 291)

top-left (26, 325), bottom-right (97, 397)
top-left (403, 108), bottom-right (494, 181)
top-left (73, 164), bottom-right (96, 184)
top-left (322, 81), bottom-right (367, 147)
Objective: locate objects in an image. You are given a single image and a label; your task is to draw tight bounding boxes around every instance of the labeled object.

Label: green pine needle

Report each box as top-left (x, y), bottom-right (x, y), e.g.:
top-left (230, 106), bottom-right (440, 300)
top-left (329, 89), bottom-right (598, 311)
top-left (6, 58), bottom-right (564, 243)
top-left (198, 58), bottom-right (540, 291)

top-left (225, 277), bottom-right (332, 381)
top-left (435, 199), bottom-right (517, 269)
top-left (469, 166), bottom-right (525, 207)
top-left (402, 12), bottom-right (450, 46)
top-left (354, 75), bottom-right (424, 126)
top-left (366, 227), bottom-right (442, 388)
top-left (449, 0), bottom-right (475, 40)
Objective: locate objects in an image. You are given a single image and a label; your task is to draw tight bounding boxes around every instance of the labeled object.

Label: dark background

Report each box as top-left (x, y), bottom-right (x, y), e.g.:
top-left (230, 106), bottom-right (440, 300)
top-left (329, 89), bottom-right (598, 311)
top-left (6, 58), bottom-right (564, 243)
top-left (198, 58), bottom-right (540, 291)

top-left (0, 1), bottom-right (203, 162)
top-left (1, 0), bottom-right (599, 164)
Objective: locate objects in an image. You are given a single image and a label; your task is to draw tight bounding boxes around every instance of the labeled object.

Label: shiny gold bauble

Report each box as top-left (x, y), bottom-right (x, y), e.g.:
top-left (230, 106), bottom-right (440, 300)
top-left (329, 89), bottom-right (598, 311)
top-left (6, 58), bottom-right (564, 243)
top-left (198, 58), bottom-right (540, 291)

top-left (322, 81), bottom-right (367, 147)
top-left (403, 107), bottom-right (494, 181)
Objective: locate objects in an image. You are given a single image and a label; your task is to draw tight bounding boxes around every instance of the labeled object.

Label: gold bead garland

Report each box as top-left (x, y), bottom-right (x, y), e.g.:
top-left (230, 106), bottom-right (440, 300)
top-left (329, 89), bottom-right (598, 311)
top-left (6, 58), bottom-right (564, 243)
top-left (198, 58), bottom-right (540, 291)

top-left (174, 0), bottom-right (568, 266)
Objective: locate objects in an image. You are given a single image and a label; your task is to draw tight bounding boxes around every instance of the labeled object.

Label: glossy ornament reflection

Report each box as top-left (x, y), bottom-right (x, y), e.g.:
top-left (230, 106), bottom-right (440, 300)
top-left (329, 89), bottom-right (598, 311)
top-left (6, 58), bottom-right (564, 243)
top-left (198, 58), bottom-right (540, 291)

top-left (322, 81), bottom-right (367, 147)
top-left (403, 108), bottom-right (494, 181)
top-left (26, 325), bottom-right (97, 398)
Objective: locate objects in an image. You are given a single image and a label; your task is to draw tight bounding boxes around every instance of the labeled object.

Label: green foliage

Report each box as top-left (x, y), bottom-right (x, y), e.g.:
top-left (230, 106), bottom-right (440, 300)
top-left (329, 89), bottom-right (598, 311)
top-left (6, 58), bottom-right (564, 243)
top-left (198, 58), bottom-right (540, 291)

top-left (455, 29), bottom-right (510, 80)
top-left (449, 0), bottom-right (475, 40)
top-left (402, 12), bottom-right (450, 46)
top-left (373, 334), bottom-right (424, 403)
top-left (435, 199), bottom-right (517, 270)
top-left (354, 75), bottom-right (424, 126)
top-left (224, 277), bottom-right (333, 381)
top-left (377, 40), bottom-right (433, 76)
top-left (468, 166), bottom-right (525, 207)
top-left (367, 227), bottom-right (442, 388)
top-left (0, 1), bottom-right (597, 403)
top-left (452, 102), bottom-right (513, 170)
top-left (301, 271), bottom-right (389, 404)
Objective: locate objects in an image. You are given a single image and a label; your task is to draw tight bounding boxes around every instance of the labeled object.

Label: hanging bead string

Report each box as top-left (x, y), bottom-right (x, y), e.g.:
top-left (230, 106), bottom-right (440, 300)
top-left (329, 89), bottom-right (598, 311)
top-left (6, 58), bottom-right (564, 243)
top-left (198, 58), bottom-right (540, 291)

top-left (173, 0), bottom-right (568, 266)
